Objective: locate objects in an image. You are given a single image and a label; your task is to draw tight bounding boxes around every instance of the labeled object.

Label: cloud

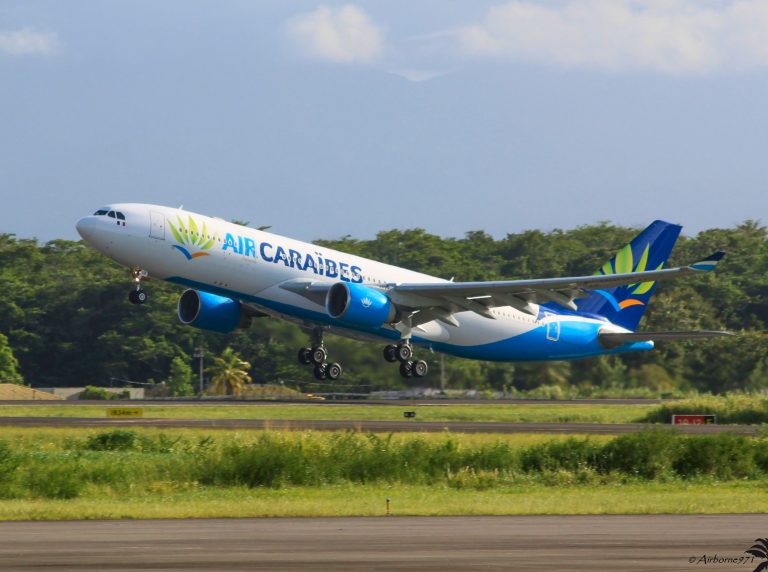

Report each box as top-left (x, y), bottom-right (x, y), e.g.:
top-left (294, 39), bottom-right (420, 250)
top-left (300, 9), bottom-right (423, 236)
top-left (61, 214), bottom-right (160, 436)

top-left (285, 5), bottom-right (383, 64)
top-left (388, 68), bottom-right (450, 82)
top-left (454, 0), bottom-right (768, 74)
top-left (0, 28), bottom-right (58, 56)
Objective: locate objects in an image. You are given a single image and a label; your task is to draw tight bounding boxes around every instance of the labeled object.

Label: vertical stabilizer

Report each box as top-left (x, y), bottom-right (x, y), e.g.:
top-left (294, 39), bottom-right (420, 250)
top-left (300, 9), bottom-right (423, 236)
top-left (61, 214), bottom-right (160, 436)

top-left (575, 220), bottom-right (682, 331)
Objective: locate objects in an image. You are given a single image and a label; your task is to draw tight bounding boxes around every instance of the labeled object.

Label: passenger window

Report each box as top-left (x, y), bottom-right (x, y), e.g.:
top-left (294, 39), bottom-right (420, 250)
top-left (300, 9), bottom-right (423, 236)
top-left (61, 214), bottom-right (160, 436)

top-left (116, 212), bottom-right (125, 220)
top-left (108, 211), bottom-right (116, 218)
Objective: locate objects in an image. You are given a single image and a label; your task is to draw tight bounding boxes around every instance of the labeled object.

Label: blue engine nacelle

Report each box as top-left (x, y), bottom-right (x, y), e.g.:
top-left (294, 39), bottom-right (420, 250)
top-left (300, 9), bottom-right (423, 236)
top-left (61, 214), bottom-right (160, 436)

top-left (325, 282), bottom-right (395, 328)
top-left (177, 289), bottom-right (245, 334)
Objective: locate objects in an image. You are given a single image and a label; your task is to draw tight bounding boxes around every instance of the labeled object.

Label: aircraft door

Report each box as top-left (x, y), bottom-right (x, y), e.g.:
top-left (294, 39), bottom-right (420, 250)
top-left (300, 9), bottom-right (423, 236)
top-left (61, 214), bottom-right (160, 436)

top-left (544, 313), bottom-right (560, 342)
top-left (149, 211), bottom-right (165, 240)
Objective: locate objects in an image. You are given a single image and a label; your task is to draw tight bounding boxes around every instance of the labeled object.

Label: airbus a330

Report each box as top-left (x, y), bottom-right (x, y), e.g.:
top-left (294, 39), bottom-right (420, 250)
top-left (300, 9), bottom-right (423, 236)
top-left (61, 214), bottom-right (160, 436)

top-left (76, 204), bottom-right (729, 380)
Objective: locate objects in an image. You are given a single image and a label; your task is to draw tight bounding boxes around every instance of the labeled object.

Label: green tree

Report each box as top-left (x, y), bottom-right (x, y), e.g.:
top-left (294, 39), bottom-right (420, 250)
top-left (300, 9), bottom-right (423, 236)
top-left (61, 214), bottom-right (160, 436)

top-left (0, 332), bottom-right (22, 384)
top-left (207, 348), bottom-right (252, 396)
top-left (166, 356), bottom-right (194, 397)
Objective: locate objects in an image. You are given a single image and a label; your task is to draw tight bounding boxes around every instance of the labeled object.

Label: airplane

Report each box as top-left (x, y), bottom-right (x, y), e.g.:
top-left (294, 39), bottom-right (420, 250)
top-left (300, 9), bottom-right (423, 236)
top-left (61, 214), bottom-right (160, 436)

top-left (76, 204), bottom-right (730, 381)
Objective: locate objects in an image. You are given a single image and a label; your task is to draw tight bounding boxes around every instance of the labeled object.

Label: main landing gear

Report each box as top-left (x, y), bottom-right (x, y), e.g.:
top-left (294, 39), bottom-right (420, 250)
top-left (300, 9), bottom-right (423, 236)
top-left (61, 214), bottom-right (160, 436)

top-left (383, 341), bottom-right (428, 379)
top-left (128, 267), bottom-right (148, 305)
top-left (298, 328), bottom-right (343, 381)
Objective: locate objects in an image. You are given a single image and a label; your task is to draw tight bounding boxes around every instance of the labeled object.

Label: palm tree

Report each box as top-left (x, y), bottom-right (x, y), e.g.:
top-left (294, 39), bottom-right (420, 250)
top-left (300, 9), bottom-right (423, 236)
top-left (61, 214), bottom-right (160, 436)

top-left (206, 348), bottom-right (252, 397)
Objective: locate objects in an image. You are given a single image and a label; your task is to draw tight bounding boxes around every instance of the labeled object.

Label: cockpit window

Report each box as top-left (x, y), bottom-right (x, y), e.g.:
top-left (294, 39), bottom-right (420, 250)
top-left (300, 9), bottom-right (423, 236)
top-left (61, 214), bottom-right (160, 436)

top-left (108, 211), bottom-right (116, 218)
top-left (93, 209), bottom-right (109, 216)
top-left (116, 212), bottom-right (125, 220)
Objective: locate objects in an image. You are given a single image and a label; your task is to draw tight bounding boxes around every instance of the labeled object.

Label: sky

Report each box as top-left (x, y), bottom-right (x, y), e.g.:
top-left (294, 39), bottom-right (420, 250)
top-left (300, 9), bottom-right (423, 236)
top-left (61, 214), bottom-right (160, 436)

top-left (2, 0), bottom-right (768, 243)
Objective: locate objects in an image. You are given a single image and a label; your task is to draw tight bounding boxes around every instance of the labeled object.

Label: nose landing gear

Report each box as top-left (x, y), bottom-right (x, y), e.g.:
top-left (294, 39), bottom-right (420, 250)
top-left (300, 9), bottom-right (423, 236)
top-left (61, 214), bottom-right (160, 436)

top-left (128, 267), bottom-right (149, 305)
top-left (297, 328), bottom-right (342, 381)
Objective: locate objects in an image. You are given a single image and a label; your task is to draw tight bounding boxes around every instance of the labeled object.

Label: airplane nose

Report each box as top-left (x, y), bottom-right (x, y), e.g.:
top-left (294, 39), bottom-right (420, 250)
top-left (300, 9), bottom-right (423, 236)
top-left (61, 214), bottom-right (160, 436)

top-left (76, 216), bottom-right (95, 241)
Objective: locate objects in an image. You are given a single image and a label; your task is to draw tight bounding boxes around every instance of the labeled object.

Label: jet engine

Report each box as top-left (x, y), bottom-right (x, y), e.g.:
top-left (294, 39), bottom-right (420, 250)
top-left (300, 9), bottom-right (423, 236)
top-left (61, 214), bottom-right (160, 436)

top-left (177, 289), bottom-right (248, 333)
top-left (325, 282), bottom-right (395, 328)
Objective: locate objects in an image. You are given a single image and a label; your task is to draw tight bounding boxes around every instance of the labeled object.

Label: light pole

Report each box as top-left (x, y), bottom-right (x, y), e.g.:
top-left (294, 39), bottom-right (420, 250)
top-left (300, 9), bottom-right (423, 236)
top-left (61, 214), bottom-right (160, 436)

top-left (193, 346), bottom-right (205, 395)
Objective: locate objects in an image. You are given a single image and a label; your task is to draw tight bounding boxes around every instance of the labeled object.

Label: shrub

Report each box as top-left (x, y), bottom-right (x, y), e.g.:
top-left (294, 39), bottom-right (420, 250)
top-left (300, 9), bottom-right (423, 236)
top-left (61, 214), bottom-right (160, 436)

top-left (79, 386), bottom-right (128, 400)
top-left (0, 440), bottom-right (20, 496)
top-left (84, 430), bottom-right (138, 451)
top-left (521, 439), bottom-right (601, 474)
top-left (673, 434), bottom-right (757, 479)
top-left (597, 431), bottom-right (680, 478)
top-left (26, 461), bottom-right (83, 499)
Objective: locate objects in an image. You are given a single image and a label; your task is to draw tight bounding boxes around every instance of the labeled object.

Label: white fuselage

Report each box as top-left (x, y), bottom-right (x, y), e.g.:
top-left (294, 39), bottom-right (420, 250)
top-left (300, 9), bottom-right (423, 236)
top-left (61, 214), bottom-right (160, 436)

top-left (76, 203), bottom-right (645, 361)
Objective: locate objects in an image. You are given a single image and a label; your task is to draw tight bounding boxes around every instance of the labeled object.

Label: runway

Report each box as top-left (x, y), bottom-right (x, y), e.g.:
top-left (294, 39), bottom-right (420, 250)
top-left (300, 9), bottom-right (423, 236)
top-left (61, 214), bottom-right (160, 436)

top-left (0, 515), bottom-right (765, 571)
top-left (0, 416), bottom-right (756, 434)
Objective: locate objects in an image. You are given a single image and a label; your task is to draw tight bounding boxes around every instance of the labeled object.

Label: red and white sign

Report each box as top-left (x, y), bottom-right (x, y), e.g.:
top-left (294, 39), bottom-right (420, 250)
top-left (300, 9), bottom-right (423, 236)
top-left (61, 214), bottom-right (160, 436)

top-left (671, 414), bottom-right (716, 425)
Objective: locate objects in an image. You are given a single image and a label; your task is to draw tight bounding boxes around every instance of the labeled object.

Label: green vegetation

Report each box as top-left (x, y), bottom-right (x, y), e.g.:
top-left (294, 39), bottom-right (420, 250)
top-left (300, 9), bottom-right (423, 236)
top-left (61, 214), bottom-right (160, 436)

top-left (8, 396), bottom-right (768, 425)
top-left (166, 357), bottom-right (194, 397)
top-left (1, 482), bottom-right (766, 520)
top-left (78, 386), bottom-right (129, 400)
top-left (0, 402), bottom-right (652, 423)
top-left (642, 393), bottom-right (768, 425)
top-left (1, 222), bottom-right (767, 393)
top-left (0, 428), bottom-right (766, 519)
top-left (207, 348), bottom-right (251, 396)
top-left (0, 333), bottom-right (22, 384)
top-left (0, 428), bottom-right (764, 493)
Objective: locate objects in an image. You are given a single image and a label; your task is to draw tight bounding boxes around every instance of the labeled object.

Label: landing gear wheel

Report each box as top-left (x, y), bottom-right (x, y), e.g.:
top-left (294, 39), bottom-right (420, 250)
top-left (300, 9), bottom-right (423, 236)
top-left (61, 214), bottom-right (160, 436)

top-left (396, 344), bottom-right (413, 362)
top-left (313, 364), bottom-right (327, 380)
top-left (412, 360), bottom-right (428, 378)
top-left (383, 345), bottom-right (398, 363)
top-left (399, 360), bottom-right (414, 378)
top-left (128, 289), bottom-right (147, 305)
top-left (326, 362), bottom-right (343, 380)
top-left (298, 347), bottom-right (312, 365)
top-left (310, 346), bottom-right (327, 366)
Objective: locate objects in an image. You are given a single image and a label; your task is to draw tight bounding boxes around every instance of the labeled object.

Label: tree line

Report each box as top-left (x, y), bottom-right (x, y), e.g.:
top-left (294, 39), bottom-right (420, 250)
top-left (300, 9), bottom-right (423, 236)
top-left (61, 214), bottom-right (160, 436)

top-left (0, 220), bottom-right (766, 395)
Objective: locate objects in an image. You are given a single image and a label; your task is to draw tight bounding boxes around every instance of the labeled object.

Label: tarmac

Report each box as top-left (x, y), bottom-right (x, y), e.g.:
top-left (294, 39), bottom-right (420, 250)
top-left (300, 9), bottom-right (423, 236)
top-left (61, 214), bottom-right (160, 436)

top-left (1, 514), bottom-right (765, 571)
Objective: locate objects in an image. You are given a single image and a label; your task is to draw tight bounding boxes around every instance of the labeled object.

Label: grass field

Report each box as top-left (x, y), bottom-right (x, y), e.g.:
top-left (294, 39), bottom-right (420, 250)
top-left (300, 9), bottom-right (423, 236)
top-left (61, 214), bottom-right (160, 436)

top-left (0, 427), bottom-right (765, 520)
top-left (1, 482), bottom-right (765, 521)
top-left (0, 403), bottom-right (653, 424)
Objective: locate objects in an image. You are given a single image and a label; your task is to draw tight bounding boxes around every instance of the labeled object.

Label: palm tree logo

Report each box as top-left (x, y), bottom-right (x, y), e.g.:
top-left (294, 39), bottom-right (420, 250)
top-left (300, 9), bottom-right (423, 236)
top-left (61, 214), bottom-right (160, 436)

top-left (595, 243), bottom-right (663, 310)
top-left (746, 538), bottom-right (768, 571)
top-left (168, 215), bottom-right (217, 260)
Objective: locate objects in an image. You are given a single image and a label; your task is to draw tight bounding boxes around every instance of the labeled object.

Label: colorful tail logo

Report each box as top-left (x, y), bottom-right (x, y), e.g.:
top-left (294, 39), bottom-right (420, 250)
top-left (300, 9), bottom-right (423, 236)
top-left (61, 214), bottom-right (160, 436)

top-left (169, 216), bottom-right (217, 260)
top-left (576, 220), bottom-right (682, 331)
top-left (594, 243), bottom-right (663, 310)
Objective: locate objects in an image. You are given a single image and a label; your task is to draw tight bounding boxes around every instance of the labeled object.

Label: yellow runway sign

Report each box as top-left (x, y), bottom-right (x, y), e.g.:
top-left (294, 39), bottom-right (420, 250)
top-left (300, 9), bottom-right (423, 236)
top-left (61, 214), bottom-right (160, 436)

top-left (106, 407), bottom-right (143, 418)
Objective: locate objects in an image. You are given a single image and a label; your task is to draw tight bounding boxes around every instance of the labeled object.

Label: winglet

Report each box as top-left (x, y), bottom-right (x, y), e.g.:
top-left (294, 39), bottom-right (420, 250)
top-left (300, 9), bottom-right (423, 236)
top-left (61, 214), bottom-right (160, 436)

top-left (688, 250), bottom-right (725, 272)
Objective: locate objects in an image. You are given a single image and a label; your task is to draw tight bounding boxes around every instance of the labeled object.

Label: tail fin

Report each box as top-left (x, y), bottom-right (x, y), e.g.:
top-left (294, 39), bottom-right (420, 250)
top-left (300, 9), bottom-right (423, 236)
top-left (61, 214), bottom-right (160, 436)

top-left (576, 220), bottom-right (682, 331)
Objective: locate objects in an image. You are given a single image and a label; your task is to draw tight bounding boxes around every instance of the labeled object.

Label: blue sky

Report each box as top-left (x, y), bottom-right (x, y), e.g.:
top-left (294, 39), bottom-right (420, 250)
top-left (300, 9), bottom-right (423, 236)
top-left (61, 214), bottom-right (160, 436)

top-left (2, 1), bottom-right (768, 242)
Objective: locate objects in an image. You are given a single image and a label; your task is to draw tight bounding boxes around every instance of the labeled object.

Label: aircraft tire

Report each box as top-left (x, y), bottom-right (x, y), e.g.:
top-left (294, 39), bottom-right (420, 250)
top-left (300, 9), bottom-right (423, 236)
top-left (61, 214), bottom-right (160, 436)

top-left (396, 344), bottom-right (413, 362)
top-left (310, 347), bottom-right (327, 366)
top-left (313, 364), bottom-right (327, 380)
top-left (383, 345), bottom-right (398, 363)
top-left (326, 362), bottom-right (342, 380)
top-left (413, 360), bottom-right (428, 378)
top-left (135, 289), bottom-right (148, 304)
top-left (399, 360), bottom-right (414, 378)
top-left (298, 348), bottom-right (312, 365)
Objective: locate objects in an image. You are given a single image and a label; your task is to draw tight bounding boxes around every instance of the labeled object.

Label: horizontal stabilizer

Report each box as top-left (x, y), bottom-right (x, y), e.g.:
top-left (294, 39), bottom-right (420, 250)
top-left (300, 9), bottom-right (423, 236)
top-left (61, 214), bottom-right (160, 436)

top-left (688, 251), bottom-right (726, 272)
top-left (599, 330), bottom-right (733, 349)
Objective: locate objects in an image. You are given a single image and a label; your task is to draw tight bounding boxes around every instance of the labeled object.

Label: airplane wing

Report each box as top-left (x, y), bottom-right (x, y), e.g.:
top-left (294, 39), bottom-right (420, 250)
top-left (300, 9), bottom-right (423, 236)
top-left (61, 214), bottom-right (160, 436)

top-left (387, 251), bottom-right (725, 328)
